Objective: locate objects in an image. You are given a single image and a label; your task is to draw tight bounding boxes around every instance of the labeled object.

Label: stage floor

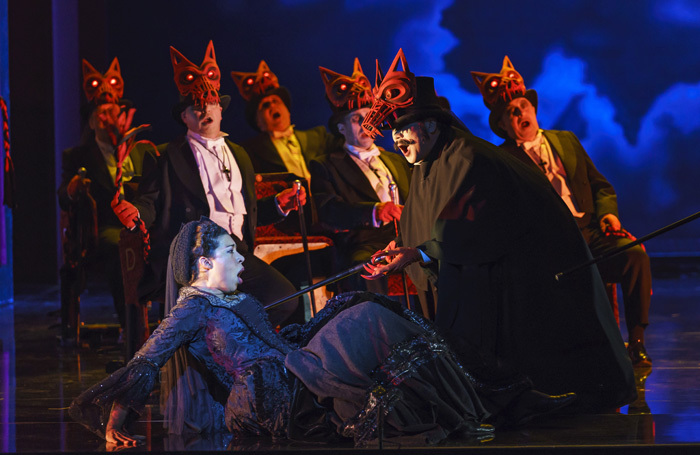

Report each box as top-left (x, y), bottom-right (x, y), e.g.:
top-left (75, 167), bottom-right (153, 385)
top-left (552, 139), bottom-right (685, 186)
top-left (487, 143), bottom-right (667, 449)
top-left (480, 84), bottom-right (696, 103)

top-left (2, 259), bottom-right (700, 454)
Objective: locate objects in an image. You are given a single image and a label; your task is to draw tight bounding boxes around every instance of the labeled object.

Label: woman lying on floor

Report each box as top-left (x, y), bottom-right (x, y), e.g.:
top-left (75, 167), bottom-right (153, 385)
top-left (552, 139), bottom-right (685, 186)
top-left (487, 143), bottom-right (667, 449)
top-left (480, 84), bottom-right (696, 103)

top-left (69, 217), bottom-right (575, 447)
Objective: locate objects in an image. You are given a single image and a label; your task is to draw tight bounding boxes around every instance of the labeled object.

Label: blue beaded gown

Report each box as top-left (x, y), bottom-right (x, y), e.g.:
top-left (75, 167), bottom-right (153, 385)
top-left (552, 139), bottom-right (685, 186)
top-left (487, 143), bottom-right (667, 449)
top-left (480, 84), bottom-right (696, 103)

top-left (69, 288), bottom-right (512, 446)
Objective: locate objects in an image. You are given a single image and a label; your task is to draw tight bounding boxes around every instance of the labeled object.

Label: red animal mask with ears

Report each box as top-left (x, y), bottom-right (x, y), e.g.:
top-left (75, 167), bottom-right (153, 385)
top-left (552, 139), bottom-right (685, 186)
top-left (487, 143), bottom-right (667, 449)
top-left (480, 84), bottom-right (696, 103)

top-left (471, 55), bottom-right (526, 109)
top-left (170, 40), bottom-right (221, 108)
top-left (319, 57), bottom-right (373, 111)
top-left (230, 60), bottom-right (279, 102)
top-left (361, 48), bottom-right (415, 139)
top-left (82, 57), bottom-right (124, 104)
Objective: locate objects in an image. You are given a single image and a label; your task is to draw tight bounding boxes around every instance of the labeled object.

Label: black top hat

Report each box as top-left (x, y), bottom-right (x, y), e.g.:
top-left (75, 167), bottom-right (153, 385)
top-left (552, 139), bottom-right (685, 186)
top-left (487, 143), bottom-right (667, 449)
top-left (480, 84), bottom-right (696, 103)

top-left (389, 77), bottom-right (456, 130)
top-left (244, 86), bottom-right (292, 132)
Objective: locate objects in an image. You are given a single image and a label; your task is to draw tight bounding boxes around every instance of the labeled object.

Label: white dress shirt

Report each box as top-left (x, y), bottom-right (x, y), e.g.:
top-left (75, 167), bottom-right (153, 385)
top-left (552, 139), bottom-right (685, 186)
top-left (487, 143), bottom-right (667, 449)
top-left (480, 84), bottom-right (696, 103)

top-left (345, 143), bottom-right (397, 227)
top-left (186, 130), bottom-right (247, 240)
top-left (519, 130), bottom-right (585, 218)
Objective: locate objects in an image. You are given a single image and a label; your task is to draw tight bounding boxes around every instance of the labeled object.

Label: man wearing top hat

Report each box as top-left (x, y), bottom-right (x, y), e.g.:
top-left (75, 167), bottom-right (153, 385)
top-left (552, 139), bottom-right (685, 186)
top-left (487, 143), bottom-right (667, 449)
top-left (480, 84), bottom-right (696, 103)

top-left (361, 49), bottom-right (636, 412)
top-left (58, 57), bottom-right (151, 332)
top-left (471, 56), bottom-right (652, 367)
top-left (308, 58), bottom-right (412, 300)
top-left (111, 41), bottom-right (302, 326)
top-left (232, 61), bottom-right (333, 179)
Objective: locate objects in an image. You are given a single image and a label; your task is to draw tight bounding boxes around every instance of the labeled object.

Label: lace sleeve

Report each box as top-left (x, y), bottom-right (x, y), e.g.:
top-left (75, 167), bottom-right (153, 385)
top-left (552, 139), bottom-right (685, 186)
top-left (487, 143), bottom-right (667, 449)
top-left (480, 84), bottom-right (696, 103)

top-left (132, 296), bottom-right (206, 368)
top-left (69, 296), bottom-right (206, 438)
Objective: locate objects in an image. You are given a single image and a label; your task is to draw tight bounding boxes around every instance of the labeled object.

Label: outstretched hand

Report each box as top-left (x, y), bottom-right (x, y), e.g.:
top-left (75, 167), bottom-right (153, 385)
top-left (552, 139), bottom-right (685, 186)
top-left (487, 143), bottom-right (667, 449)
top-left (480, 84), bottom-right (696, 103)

top-left (361, 241), bottom-right (423, 280)
top-left (276, 186), bottom-right (307, 213)
top-left (104, 403), bottom-right (145, 450)
top-left (105, 428), bottom-right (145, 450)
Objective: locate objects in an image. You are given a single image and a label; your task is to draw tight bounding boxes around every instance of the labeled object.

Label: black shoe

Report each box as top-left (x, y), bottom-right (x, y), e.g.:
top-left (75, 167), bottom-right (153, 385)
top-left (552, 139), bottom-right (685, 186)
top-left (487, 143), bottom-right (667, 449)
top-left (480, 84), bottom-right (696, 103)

top-left (458, 420), bottom-right (496, 435)
top-left (506, 390), bottom-right (577, 427)
top-left (628, 341), bottom-right (652, 367)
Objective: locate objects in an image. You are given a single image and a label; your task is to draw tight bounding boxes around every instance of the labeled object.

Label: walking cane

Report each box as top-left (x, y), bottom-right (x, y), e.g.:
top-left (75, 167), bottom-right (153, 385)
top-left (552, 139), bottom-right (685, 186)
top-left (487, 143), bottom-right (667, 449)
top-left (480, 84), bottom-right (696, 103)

top-left (389, 182), bottom-right (412, 309)
top-left (555, 209), bottom-right (700, 281)
top-left (294, 180), bottom-right (316, 315)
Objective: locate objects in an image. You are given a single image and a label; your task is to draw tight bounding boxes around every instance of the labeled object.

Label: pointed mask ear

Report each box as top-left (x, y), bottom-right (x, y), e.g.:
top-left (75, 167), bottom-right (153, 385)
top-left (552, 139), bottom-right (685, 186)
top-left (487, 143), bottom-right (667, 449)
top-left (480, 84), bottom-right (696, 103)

top-left (107, 57), bottom-right (120, 75)
top-left (170, 45), bottom-right (188, 69)
top-left (387, 48), bottom-right (409, 74)
top-left (374, 59), bottom-right (384, 90)
top-left (471, 71), bottom-right (487, 88)
top-left (82, 59), bottom-right (99, 79)
top-left (502, 55), bottom-right (515, 71)
top-left (203, 40), bottom-right (216, 65)
top-left (319, 66), bottom-right (340, 86)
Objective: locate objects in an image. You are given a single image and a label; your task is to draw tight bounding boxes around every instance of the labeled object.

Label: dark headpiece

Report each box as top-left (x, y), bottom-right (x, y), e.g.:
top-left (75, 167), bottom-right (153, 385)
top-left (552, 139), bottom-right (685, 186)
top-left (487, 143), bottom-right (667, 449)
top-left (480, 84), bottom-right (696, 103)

top-left (361, 49), bottom-right (454, 139)
top-left (170, 41), bottom-right (230, 125)
top-left (80, 57), bottom-right (133, 121)
top-left (169, 219), bottom-right (201, 287)
top-left (471, 55), bottom-right (538, 138)
top-left (319, 58), bottom-right (373, 134)
top-left (231, 60), bottom-right (292, 132)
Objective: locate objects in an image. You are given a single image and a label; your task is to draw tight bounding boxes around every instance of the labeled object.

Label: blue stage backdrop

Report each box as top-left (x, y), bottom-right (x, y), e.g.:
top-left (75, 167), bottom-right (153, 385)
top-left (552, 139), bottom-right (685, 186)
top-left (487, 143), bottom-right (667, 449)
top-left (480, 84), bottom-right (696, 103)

top-left (102, 0), bottom-right (700, 253)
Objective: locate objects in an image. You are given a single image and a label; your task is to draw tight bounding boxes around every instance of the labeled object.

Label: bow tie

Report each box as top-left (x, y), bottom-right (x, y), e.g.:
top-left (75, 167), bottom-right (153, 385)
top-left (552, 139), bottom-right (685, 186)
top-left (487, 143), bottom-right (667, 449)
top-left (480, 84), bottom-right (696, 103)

top-left (347, 144), bottom-right (381, 162)
top-left (187, 130), bottom-right (228, 150)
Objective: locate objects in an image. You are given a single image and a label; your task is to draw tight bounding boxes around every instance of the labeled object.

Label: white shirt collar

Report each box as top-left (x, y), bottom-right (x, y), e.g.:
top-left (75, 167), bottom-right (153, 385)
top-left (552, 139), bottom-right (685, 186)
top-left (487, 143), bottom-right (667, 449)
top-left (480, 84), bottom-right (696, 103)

top-left (517, 129), bottom-right (544, 150)
top-left (187, 129), bottom-right (229, 149)
top-left (270, 125), bottom-right (296, 139)
top-left (345, 143), bottom-right (380, 161)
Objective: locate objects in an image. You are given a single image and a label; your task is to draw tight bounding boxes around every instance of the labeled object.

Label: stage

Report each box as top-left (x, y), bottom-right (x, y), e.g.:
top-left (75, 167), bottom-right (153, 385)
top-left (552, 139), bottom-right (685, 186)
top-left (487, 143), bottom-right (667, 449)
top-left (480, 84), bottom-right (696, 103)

top-left (2, 257), bottom-right (700, 454)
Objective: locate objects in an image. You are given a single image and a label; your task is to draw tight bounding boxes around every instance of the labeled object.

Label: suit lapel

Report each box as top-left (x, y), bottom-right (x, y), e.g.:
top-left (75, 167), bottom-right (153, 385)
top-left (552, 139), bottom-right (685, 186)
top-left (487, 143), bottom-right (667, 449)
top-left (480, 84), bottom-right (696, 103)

top-left (169, 137), bottom-right (208, 203)
top-left (87, 144), bottom-right (117, 192)
top-left (331, 150), bottom-right (379, 202)
top-left (378, 151), bottom-right (409, 201)
top-left (544, 130), bottom-right (577, 177)
top-left (226, 139), bottom-right (255, 207)
top-left (265, 135), bottom-right (287, 169)
top-left (295, 130), bottom-right (309, 158)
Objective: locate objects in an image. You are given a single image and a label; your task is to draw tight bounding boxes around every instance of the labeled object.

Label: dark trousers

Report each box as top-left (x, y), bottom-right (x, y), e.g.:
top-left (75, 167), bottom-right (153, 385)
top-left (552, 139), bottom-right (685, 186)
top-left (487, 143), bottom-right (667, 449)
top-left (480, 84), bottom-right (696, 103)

top-left (582, 225), bottom-right (652, 335)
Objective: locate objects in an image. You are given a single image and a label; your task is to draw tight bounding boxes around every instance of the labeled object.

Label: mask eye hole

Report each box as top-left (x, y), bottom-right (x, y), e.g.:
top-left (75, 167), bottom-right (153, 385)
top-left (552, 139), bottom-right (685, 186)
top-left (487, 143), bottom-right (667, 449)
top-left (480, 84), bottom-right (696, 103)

top-left (180, 71), bottom-right (196, 85)
top-left (384, 88), bottom-right (400, 100)
top-left (204, 66), bottom-right (219, 81)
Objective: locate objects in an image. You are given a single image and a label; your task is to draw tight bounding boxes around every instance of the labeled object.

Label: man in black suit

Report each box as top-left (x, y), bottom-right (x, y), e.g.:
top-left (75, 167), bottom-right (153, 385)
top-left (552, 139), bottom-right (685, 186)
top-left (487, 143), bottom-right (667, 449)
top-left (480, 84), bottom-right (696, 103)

top-left (472, 56), bottom-right (652, 367)
top-left (309, 58), bottom-right (411, 298)
top-left (112, 42), bottom-right (303, 326)
top-left (231, 60), bottom-right (332, 178)
top-left (58, 57), bottom-right (150, 331)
